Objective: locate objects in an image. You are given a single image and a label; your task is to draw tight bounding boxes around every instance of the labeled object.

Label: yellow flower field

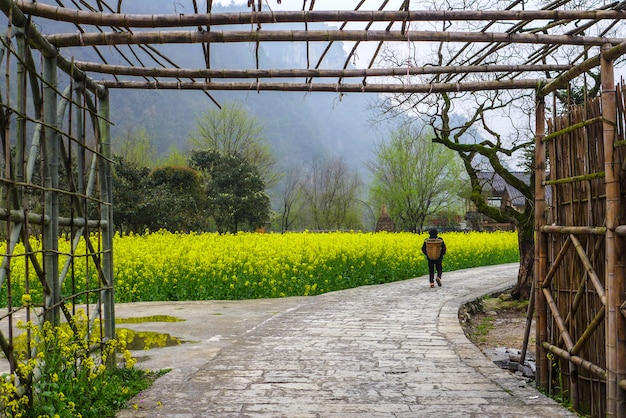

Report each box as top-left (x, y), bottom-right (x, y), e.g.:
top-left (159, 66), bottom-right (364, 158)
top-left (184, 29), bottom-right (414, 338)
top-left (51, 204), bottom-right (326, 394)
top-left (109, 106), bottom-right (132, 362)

top-left (0, 230), bottom-right (519, 306)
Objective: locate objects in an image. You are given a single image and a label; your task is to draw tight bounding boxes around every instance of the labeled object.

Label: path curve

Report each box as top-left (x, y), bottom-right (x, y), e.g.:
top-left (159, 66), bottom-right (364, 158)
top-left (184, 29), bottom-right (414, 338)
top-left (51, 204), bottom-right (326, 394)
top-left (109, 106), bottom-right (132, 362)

top-left (116, 263), bottom-right (575, 417)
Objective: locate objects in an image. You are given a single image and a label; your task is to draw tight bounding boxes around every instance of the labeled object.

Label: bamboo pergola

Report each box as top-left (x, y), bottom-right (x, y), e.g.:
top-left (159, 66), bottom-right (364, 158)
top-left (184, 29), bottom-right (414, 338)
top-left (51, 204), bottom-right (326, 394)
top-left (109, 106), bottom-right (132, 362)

top-left (0, 0), bottom-right (625, 416)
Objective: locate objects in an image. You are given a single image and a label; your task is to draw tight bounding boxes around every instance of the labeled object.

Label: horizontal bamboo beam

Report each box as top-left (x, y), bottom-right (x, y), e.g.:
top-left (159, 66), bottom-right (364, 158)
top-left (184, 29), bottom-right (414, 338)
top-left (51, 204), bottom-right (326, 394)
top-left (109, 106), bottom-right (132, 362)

top-left (14, 3), bottom-right (626, 28)
top-left (544, 171), bottom-right (605, 186)
top-left (0, 0), bottom-right (106, 97)
top-left (97, 79), bottom-right (548, 92)
top-left (542, 342), bottom-right (607, 380)
top-left (45, 29), bottom-right (623, 48)
top-left (616, 225), bottom-right (626, 237)
top-left (543, 116), bottom-right (605, 142)
top-left (0, 207), bottom-right (105, 228)
top-left (541, 225), bottom-right (607, 235)
top-left (72, 61), bottom-right (570, 79)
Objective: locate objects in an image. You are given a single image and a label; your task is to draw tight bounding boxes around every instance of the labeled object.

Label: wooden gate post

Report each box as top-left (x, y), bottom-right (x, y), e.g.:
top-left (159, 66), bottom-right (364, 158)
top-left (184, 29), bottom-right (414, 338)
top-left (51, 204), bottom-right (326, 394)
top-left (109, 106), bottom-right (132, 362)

top-left (601, 42), bottom-right (626, 418)
top-left (534, 93), bottom-right (549, 389)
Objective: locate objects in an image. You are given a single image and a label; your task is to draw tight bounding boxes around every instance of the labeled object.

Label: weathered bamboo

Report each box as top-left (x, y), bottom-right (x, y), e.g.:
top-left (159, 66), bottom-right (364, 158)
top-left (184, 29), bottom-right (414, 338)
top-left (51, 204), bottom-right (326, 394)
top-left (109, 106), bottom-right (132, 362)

top-left (602, 40), bottom-right (626, 63)
top-left (14, 3), bottom-right (626, 27)
top-left (0, 0), bottom-right (105, 96)
top-left (541, 225), bottom-right (607, 235)
top-left (43, 54), bottom-right (60, 326)
top-left (615, 225), bottom-right (626, 236)
top-left (570, 234), bottom-right (607, 306)
top-left (542, 116), bottom-right (605, 142)
top-left (72, 61), bottom-right (570, 78)
top-left (542, 236), bottom-right (572, 289)
top-left (97, 79), bottom-right (548, 92)
top-left (535, 95), bottom-right (550, 389)
top-left (519, 279), bottom-right (535, 368)
top-left (601, 42), bottom-right (626, 417)
top-left (542, 342), bottom-right (607, 380)
top-left (98, 92), bottom-right (116, 347)
top-left (571, 306), bottom-right (605, 356)
top-left (544, 171), bottom-right (605, 186)
top-left (44, 29), bottom-right (623, 48)
top-left (540, 54), bottom-right (601, 95)
top-left (543, 287), bottom-right (576, 350)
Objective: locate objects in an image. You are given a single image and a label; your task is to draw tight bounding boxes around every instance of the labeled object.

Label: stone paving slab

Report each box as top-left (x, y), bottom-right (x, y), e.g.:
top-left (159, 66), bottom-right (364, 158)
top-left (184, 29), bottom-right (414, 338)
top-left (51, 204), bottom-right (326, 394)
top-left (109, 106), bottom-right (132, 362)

top-left (116, 263), bottom-right (576, 417)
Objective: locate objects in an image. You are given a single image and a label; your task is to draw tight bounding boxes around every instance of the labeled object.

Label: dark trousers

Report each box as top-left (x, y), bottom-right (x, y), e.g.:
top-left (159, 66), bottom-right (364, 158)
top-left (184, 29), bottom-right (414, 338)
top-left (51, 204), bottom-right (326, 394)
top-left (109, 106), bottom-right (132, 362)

top-left (427, 259), bottom-right (443, 283)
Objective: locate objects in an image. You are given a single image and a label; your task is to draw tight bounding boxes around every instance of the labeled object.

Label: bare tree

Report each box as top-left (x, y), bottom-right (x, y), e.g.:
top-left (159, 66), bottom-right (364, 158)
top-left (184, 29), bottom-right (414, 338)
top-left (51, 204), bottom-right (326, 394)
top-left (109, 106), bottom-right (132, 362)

top-left (275, 164), bottom-right (305, 232)
top-left (301, 154), bottom-right (361, 231)
top-left (374, 1), bottom-right (541, 298)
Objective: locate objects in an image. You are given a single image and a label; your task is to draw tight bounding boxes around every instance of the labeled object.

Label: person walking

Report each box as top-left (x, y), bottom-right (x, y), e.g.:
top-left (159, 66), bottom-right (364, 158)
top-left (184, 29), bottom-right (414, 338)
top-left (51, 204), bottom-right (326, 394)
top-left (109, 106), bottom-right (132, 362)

top-left (422, 228), bottom-right (446, 288)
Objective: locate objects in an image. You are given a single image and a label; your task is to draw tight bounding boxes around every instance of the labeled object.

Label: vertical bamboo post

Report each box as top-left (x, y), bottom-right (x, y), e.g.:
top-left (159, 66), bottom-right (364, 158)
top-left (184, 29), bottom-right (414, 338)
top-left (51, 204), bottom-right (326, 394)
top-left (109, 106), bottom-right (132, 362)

top-left (601, 42), bottom-right (626, 417)
top-left (43, 54), bottom-right (59, 326)
top-left (15, 27), bottom-right (25, 189)
top-left (535, 93), bottom-right (549, 389)
top-left (98, 91), bottom-right (115, 345)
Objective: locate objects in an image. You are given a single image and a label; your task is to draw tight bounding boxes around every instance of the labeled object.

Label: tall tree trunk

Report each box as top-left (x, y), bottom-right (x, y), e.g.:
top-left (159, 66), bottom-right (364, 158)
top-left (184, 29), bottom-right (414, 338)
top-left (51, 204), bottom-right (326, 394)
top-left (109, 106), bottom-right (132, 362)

top-left (512, 210), bottom-right (534, 300)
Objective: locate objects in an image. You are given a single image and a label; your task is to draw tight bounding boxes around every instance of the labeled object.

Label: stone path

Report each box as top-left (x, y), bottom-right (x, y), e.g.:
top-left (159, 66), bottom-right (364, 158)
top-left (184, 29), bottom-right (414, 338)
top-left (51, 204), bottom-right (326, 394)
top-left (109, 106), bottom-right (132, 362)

top-left (116, 263), bottom-right (576, 417)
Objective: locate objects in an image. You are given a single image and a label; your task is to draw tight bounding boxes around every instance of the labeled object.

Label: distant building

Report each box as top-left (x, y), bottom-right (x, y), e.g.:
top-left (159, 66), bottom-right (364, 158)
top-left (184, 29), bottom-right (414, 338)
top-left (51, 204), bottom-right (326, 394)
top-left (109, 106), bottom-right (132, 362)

top-left (465, 171), bottom-right (548, 231)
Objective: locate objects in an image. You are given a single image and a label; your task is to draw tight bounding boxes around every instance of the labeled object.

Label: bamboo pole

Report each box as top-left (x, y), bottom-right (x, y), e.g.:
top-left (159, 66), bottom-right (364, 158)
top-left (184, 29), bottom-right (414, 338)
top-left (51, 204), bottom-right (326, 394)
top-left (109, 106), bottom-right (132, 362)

top-left (42, 54), bottom-right (60, 326)
top-left (543, 287), bottom-right (576, 350)
top-left (542, 116), bottom-right (605, 142)
top-left (601, 42), bottom-right (626, 417)
top-left (570, 234), bottom-right (607, 306)
top-left (535, 94), bottom-right (550, 389)
top-left (0, 0), bottom-right (105, 96)
top-left (97, 79), bottom-right (548, 92)
top-left (14, 4), bottom-right (626, 27)
top-left (541, 225), bottom-right (607, 235)
top-left (542, 236), bottom-right (572, 289)
top-left (544, 171), bottom-right (605, 186)
top-left (542, 342), bottom-right (607, 380)
top-left (98, 92), bottom-right (116, 348)
top-left (571, 306), bottom-right (605, 356)
top-left (72, 61), bottom-right (571, 79)
top-left (44, 29), bottom-right (624, 48)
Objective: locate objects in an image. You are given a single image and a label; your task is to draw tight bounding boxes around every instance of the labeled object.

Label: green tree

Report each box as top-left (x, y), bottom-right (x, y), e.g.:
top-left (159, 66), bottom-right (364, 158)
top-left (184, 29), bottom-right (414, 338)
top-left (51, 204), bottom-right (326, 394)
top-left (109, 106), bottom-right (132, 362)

top-left (112, 160), bottom-right (207, 234)
top-left (144, 166), bottom-right (208, 233)
top-left (188, 101), bottom-right (279, 187)
top-left (367, 125), bottom-right (466, 233)
top-left (112, 127), bottom-right (157, 168)
top-left (111, 156), bottom-right (151, 235)
top-left (189, 150), bottom-right (270, 233)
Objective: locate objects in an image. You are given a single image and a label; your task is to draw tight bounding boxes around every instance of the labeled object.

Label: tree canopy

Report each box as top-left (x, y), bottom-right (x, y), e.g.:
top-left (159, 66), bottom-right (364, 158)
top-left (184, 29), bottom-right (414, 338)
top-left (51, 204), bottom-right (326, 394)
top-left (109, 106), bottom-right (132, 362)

top-left (368, 124), bottom-right (466, 233)
top-left (189, 149), bottom-right (270, 233)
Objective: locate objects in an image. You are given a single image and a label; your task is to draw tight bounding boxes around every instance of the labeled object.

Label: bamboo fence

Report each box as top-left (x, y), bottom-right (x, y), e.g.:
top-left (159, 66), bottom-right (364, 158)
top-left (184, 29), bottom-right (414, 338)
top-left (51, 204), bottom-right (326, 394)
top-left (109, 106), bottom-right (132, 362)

top-left (536, 83), bottom-right (626, 416)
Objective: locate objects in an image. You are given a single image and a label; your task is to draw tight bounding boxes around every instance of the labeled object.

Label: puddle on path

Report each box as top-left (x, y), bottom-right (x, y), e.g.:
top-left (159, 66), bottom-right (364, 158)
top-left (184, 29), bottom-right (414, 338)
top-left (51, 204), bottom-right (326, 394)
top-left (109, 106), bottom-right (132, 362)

top-left (116, 315), bottom-right (186, 350)
top-left (116, 315), bottom-right (185, 324)
top-left (117, 328), bottom-right (182, 350)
